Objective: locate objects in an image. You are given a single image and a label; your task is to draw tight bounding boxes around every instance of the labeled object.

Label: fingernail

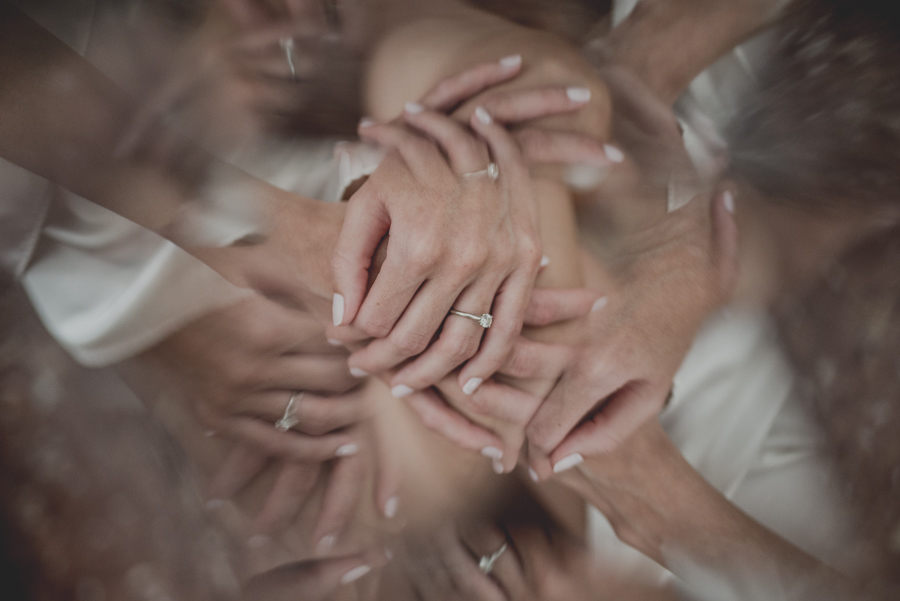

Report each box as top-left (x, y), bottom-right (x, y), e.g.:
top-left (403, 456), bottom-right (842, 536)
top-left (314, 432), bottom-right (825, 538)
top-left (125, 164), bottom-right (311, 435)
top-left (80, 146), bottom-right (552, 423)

top-left (204, 429), bottom-right (217, 438)
top-left (492, 459), bottom-right (504, 474)
top-left (205, 498), bottom-right (224, 511)
top-left (528, 467), bottom-right (539, 482)
top-left (349, 367), bottom-right (369, 378)
top-left (591, 297), bottom-right (608, 312)
top-left (540, 255), bottom-right (550, 268)
top-left (553, 453), bottom-right (584, 473)
top-left (604, 144), bottom-right (624, 163)
top-left (481, 446), bottom-right (503, 460)
top-left (475, 106), bottom-right (492, 125)
top-left (327, 338), bottom-right (343, 347)
top-left (499, 54), bottom-right (522, 69)
top-left (391, 384), bottom-right (414, 398)
top-left (247, 534), bottom-right (270, 548)
top-left (335, 443), bottom-right (359, 457)
top-left (566, 87), bottom-right (591, 103)
top-left (340, 565), bottom-right (371, 584)
top-left (384, 496), bottom-right (399, 519)
top-left (384, 545), bottom-right (394, 561)
top-left (316, 534), bottom-right (337, 555)
top-left (404, 102), bottom-right (424, 114)
top-left (359, 117), bottom-right (376, 128)
top-left (462, 377), bottom-right (483, 395)
top-left (723, 190), bottom-right (735, 214)
top-left (332, 293), bottom-right (344, 326)
top-left (564, 164), bottom-right (607, 190)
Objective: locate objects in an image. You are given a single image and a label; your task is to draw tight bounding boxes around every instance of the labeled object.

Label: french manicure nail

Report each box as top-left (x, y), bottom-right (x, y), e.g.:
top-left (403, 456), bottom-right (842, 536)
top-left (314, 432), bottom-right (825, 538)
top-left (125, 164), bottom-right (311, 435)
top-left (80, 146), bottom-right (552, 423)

top-left (391, 384), bottom-right (414, 398)
top-left (723, 190), bottom-right (735, 214)
top-left (566, 87), bottom-right (591, 102)
top-left (604, 144), bottom-right (624, 163)
top-left (335, 443), bottom-right (359, 457)
top-left (247, 534), bottom-right (270, 548)
top-left (591, 297), bottom-right (608, 312)
top-left (553, 453), bottom-right (584, 473)
top-left (340, 565), bottom-right (371, 585)
top-left (475, 106), bottom-right (492, 125)
top-left (481, 446), bottom-right (503, 460)
top-left (332, 293), bottom-right (344, 326)
top-left (462, 377), bottom-right (483, 395)
top-left (540, 255), bottom-right (550, 268)
top-left (499, 54), bottom-right (522, 68)
top-left (359, 117), bottom-right (376, 128)
top-left (327, 338), bottom-right (343, 347)
top-left (349, 367), bottom-right (369, 378)
top-left (404, 102), bottom-right (424, 114)
top-left (492, 459), bottom-right (504, 474)
top-left (316, 534), bottom-right (337, 555)
top-left (205, 498), bottom-right (224, 511)
top-left (384, 496), bottom-right (399, 519)
top-left (528, 467), bottom-right (539, 482)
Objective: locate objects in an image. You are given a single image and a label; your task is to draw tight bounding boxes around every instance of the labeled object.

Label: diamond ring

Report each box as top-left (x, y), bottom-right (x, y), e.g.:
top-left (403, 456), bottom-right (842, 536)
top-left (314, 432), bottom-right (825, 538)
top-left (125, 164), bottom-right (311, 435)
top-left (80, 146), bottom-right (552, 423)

top-left (478, 542), bottom-right (507, 575)
top-left (279, 37), bottom-right (297, 81)
top-left (462, 162), bottom-right (499, 181)
top-left (449, 309), bottom-right (492, 329)
top-left (275, 391), bottom-right (303, 432)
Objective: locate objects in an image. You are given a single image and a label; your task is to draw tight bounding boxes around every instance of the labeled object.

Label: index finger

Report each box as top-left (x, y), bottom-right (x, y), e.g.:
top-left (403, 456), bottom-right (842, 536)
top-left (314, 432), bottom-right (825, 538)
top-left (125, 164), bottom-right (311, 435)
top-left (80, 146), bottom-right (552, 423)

top-left (419, 55), bottom-right (523, 112)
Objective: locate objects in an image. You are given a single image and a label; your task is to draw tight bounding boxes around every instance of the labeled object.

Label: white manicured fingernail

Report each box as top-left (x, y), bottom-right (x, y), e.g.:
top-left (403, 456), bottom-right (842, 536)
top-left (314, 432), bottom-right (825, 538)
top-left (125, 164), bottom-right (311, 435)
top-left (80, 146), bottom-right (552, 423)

top-left (350, 367), bottom-right (369, 378)
top-left (553, 453), bottom-right (584, 473)
top-left (499, 54), bottom-right (522, 69)
top-left (404, 102), bottom-right (424, 114)
top-left (391, 384), bottom-right (414, 398)
top-left (205, 498), bottom-right (224, 511)
top-left (481, 446), bottom-right (503, 460)
top-left (566, 87), bottom-right (591, 102)
top-left (247, 534), bottom-right (270, 548)
top-left (528, 467), bottom-right (539, 482)
top-left (340, 565), bottom-right (371, 584)
top-left (540, 255), bottom-right (550, 268)
top-left (565, 164), bottom-right (607, 190)
top-left (359, 117), bottom-right (376, 128)
top-left (335, 443), bottom-right (358, 457)
top-left (475, 106), bottom-right (492, 125)
top-left (591, 297), bottom-right (608, 312)
top-left (462, 377), bottom-right (483, 395)
top-left (327, 338), bottom-right (343, 346)
top-left (492, 459), bottom-right (504, 474)
top-left (604, 144), bottom-right (624, 163)
top-left (317, 534), bottom-right (337, 555)
top-left (723, 190), bottom-right (735, 214)
top-left (204, 429), bottom-right (217, 438)
top-left (384, 496), bottom-right (399, 519)
top-left (332, 293), bottom-right (344, 326)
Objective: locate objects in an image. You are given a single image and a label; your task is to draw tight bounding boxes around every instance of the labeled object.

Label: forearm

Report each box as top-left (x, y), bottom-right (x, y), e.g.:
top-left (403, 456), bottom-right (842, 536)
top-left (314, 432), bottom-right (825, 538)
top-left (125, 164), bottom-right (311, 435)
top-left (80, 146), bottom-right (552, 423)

top-left (596, 0), bottom-right (790, 104)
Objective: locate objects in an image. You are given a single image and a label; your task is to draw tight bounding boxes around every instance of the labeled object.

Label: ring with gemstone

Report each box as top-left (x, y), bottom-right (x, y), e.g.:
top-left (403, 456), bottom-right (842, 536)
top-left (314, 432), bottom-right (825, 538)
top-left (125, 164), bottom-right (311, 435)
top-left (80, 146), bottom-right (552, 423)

top-left (462, 162), bottom-right (499, 181)
top-left (275, 391), bottom-right (303, 432)
top-left (279, 37), bottom-right (297, 81)
top-left (449, 309), bottom-right (492, 329)
top-left (478, 542), bottom-right (507, 575)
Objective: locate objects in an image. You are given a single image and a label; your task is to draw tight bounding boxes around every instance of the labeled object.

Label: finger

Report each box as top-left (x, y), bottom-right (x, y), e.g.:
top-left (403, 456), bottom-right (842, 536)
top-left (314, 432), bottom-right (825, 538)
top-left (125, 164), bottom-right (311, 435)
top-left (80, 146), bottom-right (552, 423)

top-left (311, 454), bottom-right (367, 556)
top-left (523, 288), bottom-right (606, 326)
top-left (206, 443), bottom-right (269, 503)
top-left (357, 122), bottom-right (451, 182)
top-left (372, 429), bottom-right (403, 520)
top-left (217, 0), bottom-right (272, 28)
top-left (267, 355), bottom-right (357, 393)
top-left (243, 553), bottom-right (377, 601)
top-left (524, 441), bottom-right (553, 482)
top-left (497, 338), bottom-right (568, 380)
top-left (245, 390), bottom-right (366, 436)
top-left (513, 128), bottom-right (614, 168)
top-left (218, 417), bottom-right (360, 462)
top-left (479, 85), bottom-right (592, 124)
top-left (419, 55), bottom-right (523, 113)
top-left (389, 277), bottom-right (498, 391)
top-left (349, 278), bottom-right (461, 376)
top-left (402, 106), bottom-right (490, 174)
top-left (469, 105), bottom-right (529, 184)
top-left (457, 268), bottom-right (533, 392)
top-left (331, 186), bottom-right (391, 328)
top-left (550, 381), bottom-right (668, 466)
top-left (404, 389), bottom-right (504, 453)
top-left (250, 462), bottom-right (322, 537)
top-left (712, 187), bottom-right (739, 297)
top-left (439, 526), bottom-right (508, 601)
top-left (598, 66), bottom-right (683, 142)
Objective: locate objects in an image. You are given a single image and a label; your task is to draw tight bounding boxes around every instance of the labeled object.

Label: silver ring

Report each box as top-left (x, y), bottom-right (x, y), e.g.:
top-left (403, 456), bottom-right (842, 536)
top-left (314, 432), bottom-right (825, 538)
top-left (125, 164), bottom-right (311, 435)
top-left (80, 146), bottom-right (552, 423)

top-left (279, 37), bottom-right (297, 81)
top-left (275, 391), bottom-right (303, 432)
top-left (478, 542), bottom-right (507, 575)
top-left (462, 162), bottom-right (499, 181)
top-left (449, 309), bottom-right (492, 328)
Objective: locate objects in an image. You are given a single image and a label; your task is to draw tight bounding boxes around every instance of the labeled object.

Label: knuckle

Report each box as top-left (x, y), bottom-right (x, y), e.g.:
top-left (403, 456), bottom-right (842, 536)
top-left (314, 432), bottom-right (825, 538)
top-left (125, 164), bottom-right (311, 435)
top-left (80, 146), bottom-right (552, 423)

top-left (393, 330), bottom-right (431, 357)
top-left (355, 314), bottom-right (393, 339)
top-left (440, 332), bottom-right (479, 363)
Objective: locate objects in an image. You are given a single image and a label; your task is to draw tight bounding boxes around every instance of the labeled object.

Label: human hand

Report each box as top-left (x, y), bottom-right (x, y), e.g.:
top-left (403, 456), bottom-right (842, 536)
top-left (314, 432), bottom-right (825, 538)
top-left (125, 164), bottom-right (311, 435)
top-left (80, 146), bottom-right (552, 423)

top-left (242, 550), bottom-right (384, 601)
